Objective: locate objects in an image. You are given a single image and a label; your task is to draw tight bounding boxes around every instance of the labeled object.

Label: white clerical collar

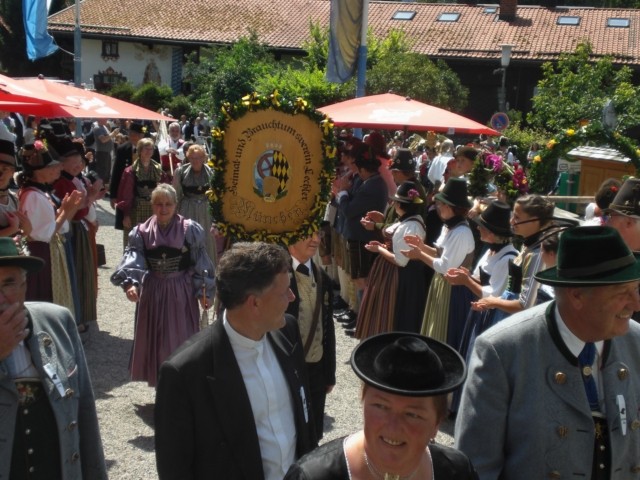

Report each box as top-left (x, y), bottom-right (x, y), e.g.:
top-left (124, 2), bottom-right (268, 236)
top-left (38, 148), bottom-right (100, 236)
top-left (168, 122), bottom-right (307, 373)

top-left (555, 305), bottom-right (604, 358)
top-left (223, 311), bottom-right (265, 351)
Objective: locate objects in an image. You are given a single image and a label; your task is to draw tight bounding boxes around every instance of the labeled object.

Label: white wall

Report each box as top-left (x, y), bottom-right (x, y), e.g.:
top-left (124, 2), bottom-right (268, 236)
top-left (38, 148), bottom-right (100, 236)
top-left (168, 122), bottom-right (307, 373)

top-left (80, 38), bottom-right (174, 88)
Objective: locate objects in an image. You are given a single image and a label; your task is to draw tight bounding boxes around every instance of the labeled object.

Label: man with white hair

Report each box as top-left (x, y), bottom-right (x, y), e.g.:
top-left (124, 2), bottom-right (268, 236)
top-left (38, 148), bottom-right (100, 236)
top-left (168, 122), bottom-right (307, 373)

top-left (157, 122), bottom-right (185, 178)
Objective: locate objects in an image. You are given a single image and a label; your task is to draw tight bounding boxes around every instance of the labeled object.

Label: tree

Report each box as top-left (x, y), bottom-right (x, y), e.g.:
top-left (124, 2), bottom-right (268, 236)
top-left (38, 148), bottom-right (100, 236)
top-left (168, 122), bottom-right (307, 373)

top-left (527, 43), bottom-right (640, 134)
top-left (0, 0), bottom-right (69, 77)
top-left (183, 31), bottom-right (276, 114)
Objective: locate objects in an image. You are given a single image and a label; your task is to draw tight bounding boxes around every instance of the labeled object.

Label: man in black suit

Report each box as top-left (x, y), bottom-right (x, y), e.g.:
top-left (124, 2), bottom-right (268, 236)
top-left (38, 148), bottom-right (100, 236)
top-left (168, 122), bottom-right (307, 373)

top-left (155, 242), bottom-right (317, 480)
top-left (109, 121), bottom-right (160, 234)
top-left (286, 231), bottom-right (336, 439)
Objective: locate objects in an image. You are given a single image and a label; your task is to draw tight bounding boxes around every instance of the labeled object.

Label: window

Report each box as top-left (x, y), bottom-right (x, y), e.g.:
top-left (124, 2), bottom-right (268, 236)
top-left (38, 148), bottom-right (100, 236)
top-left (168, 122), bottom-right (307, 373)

top-left (438, 12), bottom-right (461, 22)
top-left (483, 7), bottom-right (498, 14)
top-left (93, 67), bottom-right (127, 91)
top-left (393, 11), bottom-right (416, 21)
top-left (101, 41), bottom-right (119, 59)
top-left (607, 18), bottom-right (630, 28)
top-left (557, 16), bottom-right (581, 26)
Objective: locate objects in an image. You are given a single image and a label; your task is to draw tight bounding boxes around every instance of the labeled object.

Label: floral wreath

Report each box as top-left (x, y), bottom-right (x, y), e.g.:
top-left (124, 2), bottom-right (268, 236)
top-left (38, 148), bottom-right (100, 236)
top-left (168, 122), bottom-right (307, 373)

top-left (468, 149), bottom-right (529, 202)
top-left (206, 91), bottom-right (337, 245)
top-left (528, 122), bottom-right (640, 193)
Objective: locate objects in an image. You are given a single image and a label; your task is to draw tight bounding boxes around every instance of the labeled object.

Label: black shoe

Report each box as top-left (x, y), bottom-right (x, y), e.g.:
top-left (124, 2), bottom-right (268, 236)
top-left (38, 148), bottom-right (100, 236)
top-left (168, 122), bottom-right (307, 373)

top-left (342, 319), bottom-right (356, 330)
top-left (344, 328), bottom-right (356, 337)
top-left (332, 296), bottom-right (349, 310)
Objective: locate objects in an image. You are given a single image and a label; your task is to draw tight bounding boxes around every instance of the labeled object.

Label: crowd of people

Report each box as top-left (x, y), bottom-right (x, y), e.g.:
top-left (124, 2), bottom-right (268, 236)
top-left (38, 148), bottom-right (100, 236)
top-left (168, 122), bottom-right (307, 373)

top-left (0, 109), bottom-right (639, 480)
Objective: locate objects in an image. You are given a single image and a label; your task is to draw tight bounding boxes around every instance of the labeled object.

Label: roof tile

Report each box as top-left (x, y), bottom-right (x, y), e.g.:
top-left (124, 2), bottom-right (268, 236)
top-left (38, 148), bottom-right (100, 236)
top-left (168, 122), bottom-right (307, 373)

top-left (48, 0), bottom-right (640, 65)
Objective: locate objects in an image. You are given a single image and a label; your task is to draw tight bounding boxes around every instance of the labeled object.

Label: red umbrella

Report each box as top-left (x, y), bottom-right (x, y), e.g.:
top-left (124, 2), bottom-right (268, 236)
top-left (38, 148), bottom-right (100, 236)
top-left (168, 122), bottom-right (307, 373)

top-left (14, 77), bottom-right (173, 121)
top-left (319, 93), bottom-right (499, 136)
top-left (0, 74), bottom-right (76, 107)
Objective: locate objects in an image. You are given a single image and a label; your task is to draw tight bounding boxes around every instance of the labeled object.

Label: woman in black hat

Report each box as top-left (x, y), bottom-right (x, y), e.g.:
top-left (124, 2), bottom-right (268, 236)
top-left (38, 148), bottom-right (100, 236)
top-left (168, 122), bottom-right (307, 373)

top-left (17, 140), bottom-right (83, 313)
top-left (355, 181), bottom-right (428, 338)
top-left (444, 200), bottom-right (518, 416)
top-left (471, 194), bottom-right (556, 324)
top-left (284, 333), bottom-right (478, 479)
top-left (402, 177), bottom-right (475, 348)
top-left (446, 200), bottom-right (518, 347)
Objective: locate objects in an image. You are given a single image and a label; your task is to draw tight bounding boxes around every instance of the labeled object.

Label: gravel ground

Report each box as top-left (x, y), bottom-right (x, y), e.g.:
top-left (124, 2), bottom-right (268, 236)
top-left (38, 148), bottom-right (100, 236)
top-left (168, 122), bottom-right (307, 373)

top-left (85, 198), bottom-right (454, 479)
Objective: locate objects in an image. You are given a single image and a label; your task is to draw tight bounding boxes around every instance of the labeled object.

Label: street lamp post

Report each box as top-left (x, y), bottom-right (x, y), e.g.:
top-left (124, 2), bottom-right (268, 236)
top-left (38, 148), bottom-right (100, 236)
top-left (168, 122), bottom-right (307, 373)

top-left (497, 44), bottom-right (514, 113)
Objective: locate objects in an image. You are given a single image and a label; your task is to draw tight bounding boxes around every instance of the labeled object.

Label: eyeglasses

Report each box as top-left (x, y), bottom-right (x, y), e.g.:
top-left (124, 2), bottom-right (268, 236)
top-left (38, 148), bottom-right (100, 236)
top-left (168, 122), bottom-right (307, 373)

top-left (0, 280), bottom-right (25, 297)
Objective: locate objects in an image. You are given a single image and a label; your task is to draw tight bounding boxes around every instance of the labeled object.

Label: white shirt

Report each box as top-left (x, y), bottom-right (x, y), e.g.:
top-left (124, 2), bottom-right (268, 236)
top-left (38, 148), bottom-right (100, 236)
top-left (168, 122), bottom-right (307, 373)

top-left (157, 137), bottom-right (185, 161)
top-left (386, 216), bottom-right (426, 267)
top-left (473, 244), bottom-right (518, 298)
top-left (427, 153), bottom-right (453, 185)
top-left (20, 188), bottom-right (68, 240)
top-left (556, 305), bottom-right (605, 413)
top-left (223, 313), bottom-right (297, 480)
top-left (432, 223), bottom-right (475, 274)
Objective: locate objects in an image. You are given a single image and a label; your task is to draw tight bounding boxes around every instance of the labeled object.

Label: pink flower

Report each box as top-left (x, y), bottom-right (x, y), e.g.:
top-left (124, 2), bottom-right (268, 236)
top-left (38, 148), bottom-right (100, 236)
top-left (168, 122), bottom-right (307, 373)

top-left (34, 140), bottom-right (44, 151)
top-left (484, 154), bottom-right (503, 173)
top-left (408, 189), bottom-right (419, 200)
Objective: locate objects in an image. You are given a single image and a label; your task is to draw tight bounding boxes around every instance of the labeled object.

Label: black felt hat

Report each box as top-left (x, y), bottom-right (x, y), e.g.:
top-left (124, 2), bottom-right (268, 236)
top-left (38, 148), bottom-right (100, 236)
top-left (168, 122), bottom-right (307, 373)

top-left (20, 142), bottom-right (59, 172)
top-left (47, 135), bottom-right (84, 159)
top-left (606, 178), bottom-right (640, 219)
top-left (390, 181), bottom-right (423, 204)
top-left (0, 139), bottom-right (16, 168)
top-left (473, 200), bottom-right (513, 237)
top-left (389, 148), bottom-right (416, 172)
top-left (129, 122), bottom-right (145, 134)
top-left (535, 226), bottom-right (640, 287)
top-left (351, 332), bottom-right (466, 397)
top-left (434, 177), bottom-right (472, 209)
top-left (0, 237), bottom-right (44, 272)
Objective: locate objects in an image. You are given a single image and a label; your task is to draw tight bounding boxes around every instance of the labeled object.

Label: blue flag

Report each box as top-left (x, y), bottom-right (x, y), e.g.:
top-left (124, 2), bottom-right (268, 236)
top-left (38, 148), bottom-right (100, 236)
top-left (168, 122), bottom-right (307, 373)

top-left (23, 0), bottom-right (58, 60)
top-left (326, 0), bottom-right (364, 84)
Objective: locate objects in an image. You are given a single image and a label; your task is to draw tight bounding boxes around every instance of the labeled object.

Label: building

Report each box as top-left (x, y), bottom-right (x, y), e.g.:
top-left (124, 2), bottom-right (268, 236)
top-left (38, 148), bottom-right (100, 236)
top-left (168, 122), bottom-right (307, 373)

top-left (47, 0), bottom-right (640, 121)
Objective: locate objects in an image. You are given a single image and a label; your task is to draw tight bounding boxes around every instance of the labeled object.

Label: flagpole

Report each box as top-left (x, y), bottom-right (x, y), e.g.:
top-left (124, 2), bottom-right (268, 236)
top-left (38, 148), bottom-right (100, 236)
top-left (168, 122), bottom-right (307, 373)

top-left (355, 0), bottom-right (368, 99)
top-left (73, 0), bottom-right (82, 137)
top-left (73, 0), bottom-right (81, 88)
top-left (354, 0), bottom-right (368, 138)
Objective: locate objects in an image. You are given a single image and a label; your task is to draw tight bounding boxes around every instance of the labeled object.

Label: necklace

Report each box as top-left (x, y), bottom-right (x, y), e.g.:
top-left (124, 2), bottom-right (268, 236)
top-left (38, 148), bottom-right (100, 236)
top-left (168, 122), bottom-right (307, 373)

top-left (363, 451), bottom-right (422, 480)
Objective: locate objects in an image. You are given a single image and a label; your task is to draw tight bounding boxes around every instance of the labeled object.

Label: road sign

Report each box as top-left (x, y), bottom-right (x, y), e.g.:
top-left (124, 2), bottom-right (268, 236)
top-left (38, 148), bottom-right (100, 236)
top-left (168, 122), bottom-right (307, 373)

top-left (490, 112), bottom-right (510, 132)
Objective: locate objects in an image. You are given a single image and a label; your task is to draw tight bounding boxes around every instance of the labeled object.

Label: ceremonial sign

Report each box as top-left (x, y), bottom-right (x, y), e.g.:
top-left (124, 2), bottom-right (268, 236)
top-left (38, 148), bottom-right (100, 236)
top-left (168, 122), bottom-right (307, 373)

top-left (208, 92), bottom-right (336, 244)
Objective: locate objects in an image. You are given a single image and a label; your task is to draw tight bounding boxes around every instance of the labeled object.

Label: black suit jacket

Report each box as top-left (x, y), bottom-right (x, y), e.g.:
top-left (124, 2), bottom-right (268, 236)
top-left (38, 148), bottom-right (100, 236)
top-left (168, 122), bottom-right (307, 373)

top-left (286, 262), bottom-right (336, 387)
top-left (338, 173), bottom-right (388, 242)
top-left (110, 141), bottom-right (160, 229)
top-left (155, 315), bottom-right (318, 480)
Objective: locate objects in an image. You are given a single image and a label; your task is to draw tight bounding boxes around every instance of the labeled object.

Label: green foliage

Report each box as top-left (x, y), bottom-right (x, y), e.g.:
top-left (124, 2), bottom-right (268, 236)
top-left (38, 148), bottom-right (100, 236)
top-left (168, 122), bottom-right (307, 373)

top-left (367, 53), bottom-right (468, 111)
top-left (0, 0), bottom-right (64, 76)
top-left (528, 124), bottom-right (640, 194)
top-left (528, 43), bottom-right (640, 133)
top-left (184, 32), bottom-right (276, 114)
top-left (501, 117), bottom-right (547, 166)
top-left (256, 67), bottom-right (352, 108)
top-left (302, 21), bottom-right (330, 71)
top-left (106, 82), bottom-right (136, 102)
top-left (186, 24), bottom-right (467, 118)
top-left (166, 95), bottom-right (194, 121)
top-left (130, 83), bottom-right (173, 112)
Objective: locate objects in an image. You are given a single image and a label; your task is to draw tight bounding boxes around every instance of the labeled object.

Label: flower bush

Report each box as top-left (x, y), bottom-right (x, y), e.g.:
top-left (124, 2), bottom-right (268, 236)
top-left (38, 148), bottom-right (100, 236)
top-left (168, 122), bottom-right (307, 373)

top-left (528, 122), bottom-right (640, 193)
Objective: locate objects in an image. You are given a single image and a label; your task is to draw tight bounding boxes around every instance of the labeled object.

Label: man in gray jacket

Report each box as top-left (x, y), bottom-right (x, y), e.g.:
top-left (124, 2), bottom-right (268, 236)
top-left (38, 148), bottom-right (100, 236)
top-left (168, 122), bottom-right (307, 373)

top-left (0, 238), bottom-right (106, 479)
top-left (456, 226), bottom-right (640, 479)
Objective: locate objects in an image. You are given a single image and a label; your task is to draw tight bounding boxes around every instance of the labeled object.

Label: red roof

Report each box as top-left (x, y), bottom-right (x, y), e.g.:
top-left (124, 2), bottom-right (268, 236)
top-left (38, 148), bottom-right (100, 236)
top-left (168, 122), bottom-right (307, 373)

top-left (48, 0), bottom-right (640, 66)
